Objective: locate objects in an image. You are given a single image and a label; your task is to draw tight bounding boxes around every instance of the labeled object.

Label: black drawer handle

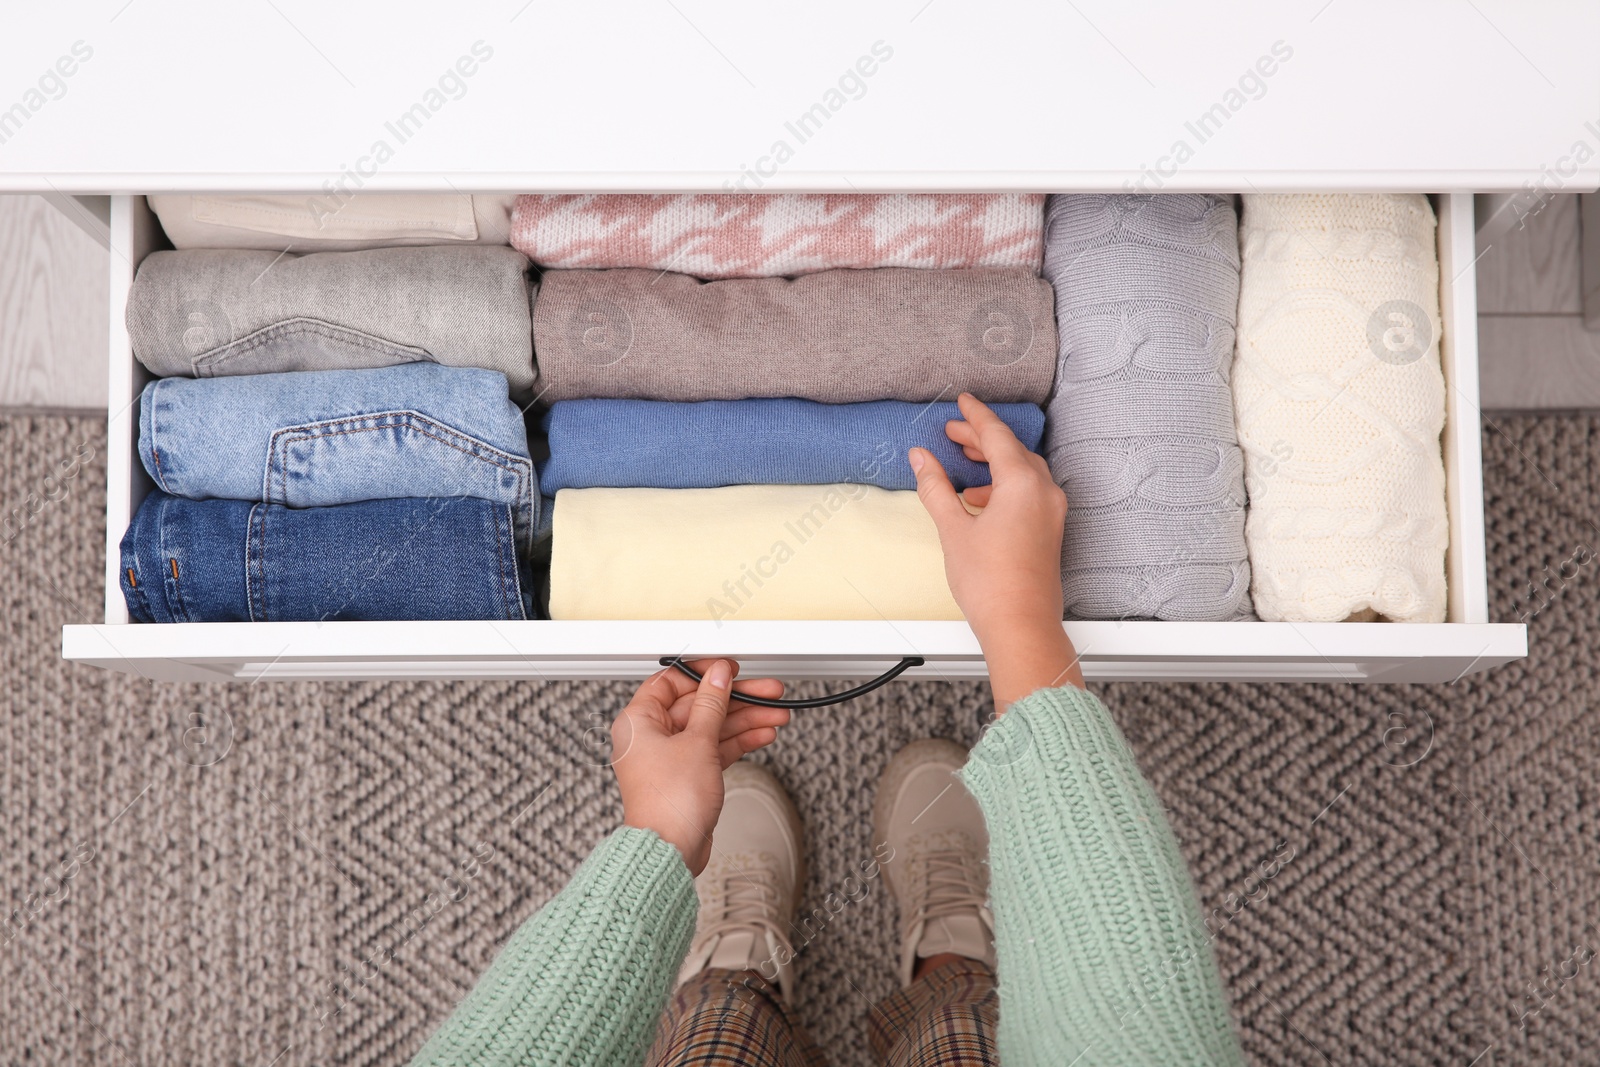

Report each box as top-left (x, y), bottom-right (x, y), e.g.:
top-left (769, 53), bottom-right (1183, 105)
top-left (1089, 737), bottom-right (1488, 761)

top-left (659, 655), bottom-right (926, 709)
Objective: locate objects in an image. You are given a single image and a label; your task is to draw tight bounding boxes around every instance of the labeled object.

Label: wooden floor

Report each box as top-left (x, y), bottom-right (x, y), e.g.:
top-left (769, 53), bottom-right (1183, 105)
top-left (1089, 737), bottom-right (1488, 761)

top-left (0, 193), bottom-right (1594, 412)
top-left (1475, 193), bottom-right (1600, 410)
top-left (0, 195), bottom-right (107, 411)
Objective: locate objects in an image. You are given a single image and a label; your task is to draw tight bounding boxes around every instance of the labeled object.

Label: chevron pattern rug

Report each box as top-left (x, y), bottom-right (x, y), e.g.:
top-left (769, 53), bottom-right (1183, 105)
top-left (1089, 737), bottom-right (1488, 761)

top-left (3, 412), bottom-right (1597, 1066)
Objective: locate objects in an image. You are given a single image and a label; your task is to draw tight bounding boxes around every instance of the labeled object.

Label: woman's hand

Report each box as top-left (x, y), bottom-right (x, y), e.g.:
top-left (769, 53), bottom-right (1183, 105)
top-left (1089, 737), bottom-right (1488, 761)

top-left (911, 393), bottom-right (1085, 708)
top-left (611, 658), bottom-right (789, 875)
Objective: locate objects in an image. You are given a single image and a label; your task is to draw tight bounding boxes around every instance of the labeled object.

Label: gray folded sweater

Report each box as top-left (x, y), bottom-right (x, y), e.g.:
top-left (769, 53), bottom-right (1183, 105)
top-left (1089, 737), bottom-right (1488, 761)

top-left (1043, 194), bottom-right (1252, 621)
top-left (127, 246), bottom-right (536, 399)
top-left (530, 267), bottom-right (1057, 404)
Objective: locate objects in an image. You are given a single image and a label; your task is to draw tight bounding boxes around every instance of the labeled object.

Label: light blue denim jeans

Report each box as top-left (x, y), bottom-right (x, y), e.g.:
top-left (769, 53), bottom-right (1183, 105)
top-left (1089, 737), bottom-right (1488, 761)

top-left (138, 363), bottom-right (537, 552)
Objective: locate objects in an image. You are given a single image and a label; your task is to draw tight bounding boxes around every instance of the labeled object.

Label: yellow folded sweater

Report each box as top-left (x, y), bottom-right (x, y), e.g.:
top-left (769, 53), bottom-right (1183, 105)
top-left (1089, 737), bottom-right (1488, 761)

top-left (548, 485), bottom-right (961, 621)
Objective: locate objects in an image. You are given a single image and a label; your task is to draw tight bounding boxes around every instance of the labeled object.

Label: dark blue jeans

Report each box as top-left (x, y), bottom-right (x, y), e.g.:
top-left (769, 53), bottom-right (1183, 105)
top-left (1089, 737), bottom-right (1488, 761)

top-left (121, 490), bottom-right (531, 622)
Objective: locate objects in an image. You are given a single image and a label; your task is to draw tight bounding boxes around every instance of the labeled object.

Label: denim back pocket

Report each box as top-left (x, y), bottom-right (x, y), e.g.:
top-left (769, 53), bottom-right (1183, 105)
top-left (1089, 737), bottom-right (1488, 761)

top-left (190, 317), bottom-right (436, 377)
top-left (263, 411), bottom-right (537, 553)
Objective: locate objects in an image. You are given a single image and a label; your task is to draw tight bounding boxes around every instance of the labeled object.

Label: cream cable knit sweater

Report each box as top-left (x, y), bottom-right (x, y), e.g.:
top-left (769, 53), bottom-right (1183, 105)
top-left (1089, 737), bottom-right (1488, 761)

top-left (1233, 194), bottom-right (1449, 623)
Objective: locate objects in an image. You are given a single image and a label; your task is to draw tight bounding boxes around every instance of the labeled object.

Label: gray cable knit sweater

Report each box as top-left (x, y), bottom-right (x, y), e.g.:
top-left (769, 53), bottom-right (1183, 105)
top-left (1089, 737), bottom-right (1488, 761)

top-left (1042, 194), bottom-right (1253, 621)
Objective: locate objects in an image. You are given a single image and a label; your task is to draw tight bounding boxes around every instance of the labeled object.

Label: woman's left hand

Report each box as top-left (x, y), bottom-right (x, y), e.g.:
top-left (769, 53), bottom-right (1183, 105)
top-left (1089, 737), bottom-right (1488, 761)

top-left (611, 658), bottom-right (788, 875)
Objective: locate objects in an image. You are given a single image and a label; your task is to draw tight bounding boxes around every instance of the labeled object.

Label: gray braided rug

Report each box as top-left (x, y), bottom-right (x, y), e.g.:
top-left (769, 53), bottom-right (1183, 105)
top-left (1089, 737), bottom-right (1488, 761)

top-left (3, 412), bottom-right (1596, 1066)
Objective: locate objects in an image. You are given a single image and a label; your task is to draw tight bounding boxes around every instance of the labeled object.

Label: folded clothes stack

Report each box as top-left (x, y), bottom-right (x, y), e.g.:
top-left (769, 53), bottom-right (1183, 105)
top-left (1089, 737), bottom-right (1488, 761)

top-left (121, 363), bottom-right (535, 623)
top-left (1233, 193), bottom-right (1448, 623)
top-left (127, 244), bottom-right (537, 399)
top-left (125, 189), bottom-right (1447, 627)
top-left (525, 194), bottom-right (1055, 621)
top-left (1043, 193), bottom-right (1252, 622)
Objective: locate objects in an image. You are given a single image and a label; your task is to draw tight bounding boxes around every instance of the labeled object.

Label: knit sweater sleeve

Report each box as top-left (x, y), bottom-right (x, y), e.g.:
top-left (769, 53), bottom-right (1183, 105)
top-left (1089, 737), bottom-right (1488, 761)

top-left (960, 686), bottom-right (1246, 1067)
top-left (408, 826), bottom-right (697, 1067)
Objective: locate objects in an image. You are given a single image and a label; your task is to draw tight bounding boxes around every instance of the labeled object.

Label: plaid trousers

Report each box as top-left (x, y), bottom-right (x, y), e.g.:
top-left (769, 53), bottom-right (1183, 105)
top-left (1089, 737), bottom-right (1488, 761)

top-left (645, 960), bottom-right (998, 1067)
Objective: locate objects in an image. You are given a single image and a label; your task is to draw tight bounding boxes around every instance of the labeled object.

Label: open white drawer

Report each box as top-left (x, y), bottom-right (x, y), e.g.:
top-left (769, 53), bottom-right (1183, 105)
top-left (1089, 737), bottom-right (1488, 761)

top-left (61, 193), bottom-right (1526, 684)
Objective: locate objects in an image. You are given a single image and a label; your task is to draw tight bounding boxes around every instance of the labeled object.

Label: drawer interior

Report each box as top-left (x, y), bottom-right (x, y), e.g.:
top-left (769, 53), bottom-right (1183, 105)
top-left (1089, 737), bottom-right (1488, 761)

top-left (64, 193), bottom-right (1526, 684)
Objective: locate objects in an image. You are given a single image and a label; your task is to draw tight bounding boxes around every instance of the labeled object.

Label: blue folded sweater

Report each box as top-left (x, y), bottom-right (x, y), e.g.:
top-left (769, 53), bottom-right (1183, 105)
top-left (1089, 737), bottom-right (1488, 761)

top-left (538, 399), bottom-right (1046, 495)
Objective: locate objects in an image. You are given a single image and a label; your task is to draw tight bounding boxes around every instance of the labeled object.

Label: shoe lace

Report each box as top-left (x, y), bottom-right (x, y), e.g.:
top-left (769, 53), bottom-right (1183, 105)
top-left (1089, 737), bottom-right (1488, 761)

top-left (906, 844), bottom-right (987, 928)
top-left (698, 863), bottom-right (791, 948)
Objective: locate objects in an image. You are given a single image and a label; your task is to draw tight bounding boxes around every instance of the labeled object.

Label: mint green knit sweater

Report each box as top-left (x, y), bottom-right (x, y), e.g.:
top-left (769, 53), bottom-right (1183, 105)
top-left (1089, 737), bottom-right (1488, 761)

top-left (411, 686), bottom-right (1245, 1066)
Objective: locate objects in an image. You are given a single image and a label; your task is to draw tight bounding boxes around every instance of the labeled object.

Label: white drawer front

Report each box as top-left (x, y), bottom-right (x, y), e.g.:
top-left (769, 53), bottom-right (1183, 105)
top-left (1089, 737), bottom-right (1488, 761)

top-left (62, 194), bottom-right (1526, 684)
top-left (6, 7), bottom-right (1595, 193)
top-left (61, 619), bottom-right (1525, 685)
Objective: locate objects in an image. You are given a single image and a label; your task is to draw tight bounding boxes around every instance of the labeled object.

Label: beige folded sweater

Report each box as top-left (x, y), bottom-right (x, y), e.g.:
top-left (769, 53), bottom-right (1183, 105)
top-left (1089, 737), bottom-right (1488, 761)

top-left (1233, 193), bottom-right (1449, 623)
top-left (148, 194), bottom-right (516, 251)
top-left (548, 485), bottom-right (961, 622)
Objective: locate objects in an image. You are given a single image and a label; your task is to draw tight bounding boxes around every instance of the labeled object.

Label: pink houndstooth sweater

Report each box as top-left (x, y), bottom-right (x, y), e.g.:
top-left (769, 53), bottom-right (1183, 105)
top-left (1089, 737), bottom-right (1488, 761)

top-left (511, 193), bottom-right (1045, 278)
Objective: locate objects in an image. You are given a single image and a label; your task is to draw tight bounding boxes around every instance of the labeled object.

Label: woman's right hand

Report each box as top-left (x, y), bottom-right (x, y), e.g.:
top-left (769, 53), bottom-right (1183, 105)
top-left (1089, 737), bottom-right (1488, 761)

top-left (611, 658), bottom-right (788, 875)
top-left (910, 393), bottom-right (1084, 708)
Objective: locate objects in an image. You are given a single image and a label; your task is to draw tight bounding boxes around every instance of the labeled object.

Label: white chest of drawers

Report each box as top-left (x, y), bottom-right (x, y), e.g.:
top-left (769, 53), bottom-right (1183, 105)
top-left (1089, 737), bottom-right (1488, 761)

top-left (55, 192), bottom-right (1524, 683)
top-left (18, 1), bottom-right (1585, 683)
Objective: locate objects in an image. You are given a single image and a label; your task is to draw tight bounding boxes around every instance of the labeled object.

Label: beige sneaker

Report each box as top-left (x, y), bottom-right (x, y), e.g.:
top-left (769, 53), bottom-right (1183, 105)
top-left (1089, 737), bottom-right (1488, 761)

top-left (873, 738), bottom-right (996, 987)
top-left (677, 762), bottom-right (807, 999)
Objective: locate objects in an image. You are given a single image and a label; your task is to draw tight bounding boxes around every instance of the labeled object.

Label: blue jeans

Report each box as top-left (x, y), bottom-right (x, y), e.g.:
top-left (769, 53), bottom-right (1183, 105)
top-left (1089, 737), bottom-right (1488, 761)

top-left (120, 490), bottom-right (531, 622)
top-left (137, 362), bottom-right (537, 551)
